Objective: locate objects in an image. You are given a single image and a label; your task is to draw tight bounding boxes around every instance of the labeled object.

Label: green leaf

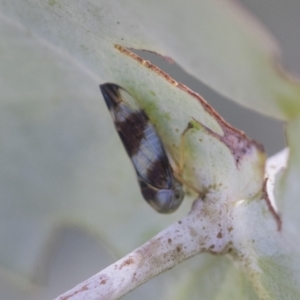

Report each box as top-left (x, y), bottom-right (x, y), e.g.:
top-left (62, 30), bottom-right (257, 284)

top-left (1, 1), bottom-right (300, 299)
top-left (164, 255), bottom-right (259, 300)
top-left (279, 118), bottom-right (300, 230)
top-left (117, 0), bottom-right (300, 120)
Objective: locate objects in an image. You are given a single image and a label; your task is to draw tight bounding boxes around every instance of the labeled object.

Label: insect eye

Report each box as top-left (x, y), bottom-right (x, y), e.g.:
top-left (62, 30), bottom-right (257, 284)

top-left (174, 186), bottom-right (184, 203)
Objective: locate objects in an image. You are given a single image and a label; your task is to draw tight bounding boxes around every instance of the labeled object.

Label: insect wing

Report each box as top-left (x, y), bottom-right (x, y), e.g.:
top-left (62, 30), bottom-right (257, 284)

top-left (101, 84), bottom-right (170, 187)
top-left (100, 83), bottom-right (184, 213)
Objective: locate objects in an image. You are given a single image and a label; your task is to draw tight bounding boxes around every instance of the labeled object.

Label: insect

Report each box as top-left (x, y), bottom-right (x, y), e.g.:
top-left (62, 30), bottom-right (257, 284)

top-left (100, 83), bottom-right (185, 213)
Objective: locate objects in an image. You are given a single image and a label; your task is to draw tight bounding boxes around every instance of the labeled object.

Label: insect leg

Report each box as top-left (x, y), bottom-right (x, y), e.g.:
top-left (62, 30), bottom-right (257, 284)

top-left (179, 122), bottom-right (194, 174)
top-left (174, 122), bottom-right (203, 196)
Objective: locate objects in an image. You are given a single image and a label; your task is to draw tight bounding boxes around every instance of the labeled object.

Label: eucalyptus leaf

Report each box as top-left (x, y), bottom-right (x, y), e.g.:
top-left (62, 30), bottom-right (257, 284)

top-left (1, 1), bottom-right (300, 300)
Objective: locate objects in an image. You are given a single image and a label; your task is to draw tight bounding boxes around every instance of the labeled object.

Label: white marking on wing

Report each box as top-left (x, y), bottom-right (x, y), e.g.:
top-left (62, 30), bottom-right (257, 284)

top-left (131, 123), bottom-right (165, 180)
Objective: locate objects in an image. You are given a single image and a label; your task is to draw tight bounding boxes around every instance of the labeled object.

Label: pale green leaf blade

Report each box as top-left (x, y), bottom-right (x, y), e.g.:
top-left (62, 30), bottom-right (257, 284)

top-left (118, 0), bottom-right (300, 119)
top-left (1, 1), bottom-right (299, 300)
top-left (278, 119), bottom-right (300, 231)
top-left (0, 11), bottom-right (192, 282)
top-left (164, 255), bottom-right (259, 300)
top-left (3, 0), bottom-right (300, 120)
